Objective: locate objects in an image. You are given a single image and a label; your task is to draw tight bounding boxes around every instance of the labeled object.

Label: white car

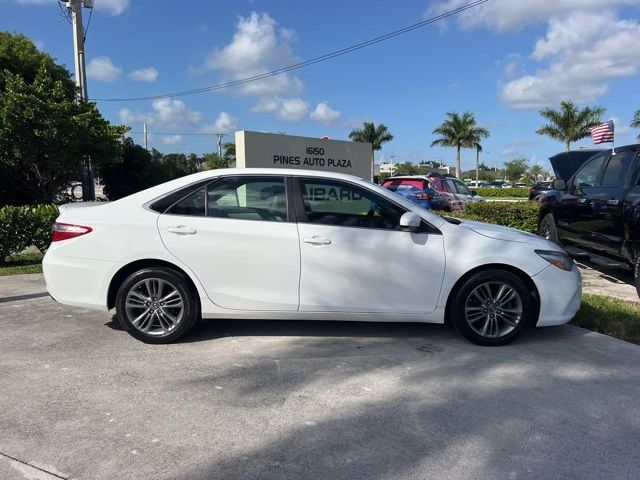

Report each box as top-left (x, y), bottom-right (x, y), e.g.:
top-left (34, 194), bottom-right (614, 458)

top-left (43, 169), bottom-right (581, 346)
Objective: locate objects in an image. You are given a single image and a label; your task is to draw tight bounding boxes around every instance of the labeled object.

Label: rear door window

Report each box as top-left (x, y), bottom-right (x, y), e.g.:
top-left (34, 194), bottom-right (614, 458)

top-left (165, 176), bottom-right (288, 222)
top-left (600, 151), bottom-right (636, 187)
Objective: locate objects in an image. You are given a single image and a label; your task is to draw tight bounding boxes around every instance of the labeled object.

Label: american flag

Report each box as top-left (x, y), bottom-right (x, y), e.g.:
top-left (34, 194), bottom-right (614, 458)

top-left (590, 120), bottom-right (614, 144)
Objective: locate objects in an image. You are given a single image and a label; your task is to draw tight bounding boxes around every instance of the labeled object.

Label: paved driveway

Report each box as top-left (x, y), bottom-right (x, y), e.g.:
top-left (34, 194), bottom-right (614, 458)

top-left (1, 274), bottom-right (639, 480)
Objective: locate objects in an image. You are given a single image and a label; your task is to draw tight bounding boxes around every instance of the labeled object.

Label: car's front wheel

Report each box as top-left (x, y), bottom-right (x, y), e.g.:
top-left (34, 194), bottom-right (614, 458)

top-left (450, 269), bottom-right (536, 346)
top-left (115, 267), bottom-right (200, 343)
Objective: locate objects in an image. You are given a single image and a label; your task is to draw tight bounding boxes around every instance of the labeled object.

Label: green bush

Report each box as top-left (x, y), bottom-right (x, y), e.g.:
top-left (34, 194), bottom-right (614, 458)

top-left (448, 201), bottom-right (539, 233)
top-left (0, 205), bottom-right (59, 263)
top-left (475, 187), bottom-right (529, 198)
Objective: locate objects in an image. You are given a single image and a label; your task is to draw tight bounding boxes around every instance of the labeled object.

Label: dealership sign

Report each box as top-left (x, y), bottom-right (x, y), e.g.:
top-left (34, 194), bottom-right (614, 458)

top-left (235, 131), bottom-right (373, 179)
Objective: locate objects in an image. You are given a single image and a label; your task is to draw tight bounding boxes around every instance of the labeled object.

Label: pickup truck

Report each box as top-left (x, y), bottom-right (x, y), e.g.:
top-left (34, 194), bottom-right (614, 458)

top-left (537, 144), bottom-right (640, 297)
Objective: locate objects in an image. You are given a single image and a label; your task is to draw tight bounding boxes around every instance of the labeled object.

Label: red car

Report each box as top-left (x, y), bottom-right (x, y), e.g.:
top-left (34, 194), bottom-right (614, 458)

top-left (382, 173), bottom-right (483, 211)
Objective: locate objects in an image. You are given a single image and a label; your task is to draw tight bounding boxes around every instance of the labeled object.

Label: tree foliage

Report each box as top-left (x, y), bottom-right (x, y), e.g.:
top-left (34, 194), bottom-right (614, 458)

top-left (431, 111), bottom-right (489, 179)
top-left (100, 138), bottom-right (166, 200)
top-left (504, 157), bottom-right (529, 182)
top-left (536, 101), bottom-right (605, 151)
top-left (528, 164), bottom-right (546, 182)
top-left (349, 122), bottom-right (393, 152)
top-left (0, 32), bottom-right (124, 205)
top-left (631, 110), bottom-right (640, 141)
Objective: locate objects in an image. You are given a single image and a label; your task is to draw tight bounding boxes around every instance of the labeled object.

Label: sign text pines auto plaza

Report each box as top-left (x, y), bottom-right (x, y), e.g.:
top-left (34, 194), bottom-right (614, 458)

top-left (235, 131), bottom-right (374, 179)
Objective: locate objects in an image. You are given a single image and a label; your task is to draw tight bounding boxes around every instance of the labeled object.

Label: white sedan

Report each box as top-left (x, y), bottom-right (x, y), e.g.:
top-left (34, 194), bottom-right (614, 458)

top-left (43, 169), bottom-right (581, 346)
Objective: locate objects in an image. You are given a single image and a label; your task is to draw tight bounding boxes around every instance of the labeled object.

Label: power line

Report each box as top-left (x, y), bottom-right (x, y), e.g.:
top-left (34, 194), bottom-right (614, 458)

top-left (91, 0), bottom-right (487, 102)
top-left (130, 131), bottom-right (224, 136)
top-left (57, 1), bottom-right (72, 25)
top-left (83, 6), bottom-right (94, 43)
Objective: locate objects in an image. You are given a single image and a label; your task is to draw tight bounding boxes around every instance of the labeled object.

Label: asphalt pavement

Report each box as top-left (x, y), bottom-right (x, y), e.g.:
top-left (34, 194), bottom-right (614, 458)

top-left (1, 274), bottom-right (639, 480)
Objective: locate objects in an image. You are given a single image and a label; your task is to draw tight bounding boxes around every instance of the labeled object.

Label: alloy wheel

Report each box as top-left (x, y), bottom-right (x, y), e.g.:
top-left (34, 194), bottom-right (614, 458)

top-left (124, 278), bottom-right (184, 336)
top-left (464, 281), bottom-right (523, 339)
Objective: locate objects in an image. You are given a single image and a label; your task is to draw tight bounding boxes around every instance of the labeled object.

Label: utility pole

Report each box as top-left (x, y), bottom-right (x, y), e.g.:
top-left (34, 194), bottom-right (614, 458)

top-left (216, 133), bottom-right (226, 165)
top-left (65, 0), bottom-right (95, 200)
top-left (143, 122), bottom-right (148, 150)
top-left (388, 155), bottom-right (396, 176)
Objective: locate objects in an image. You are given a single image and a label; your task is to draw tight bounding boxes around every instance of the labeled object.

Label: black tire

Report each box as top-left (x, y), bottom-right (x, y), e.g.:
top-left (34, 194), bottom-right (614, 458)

top-left (539, 213), bottom-right (559, 244)
top-left (115, 267), bottom-right (200, 344)
top-left (449, 269), bottom-right (536, 346)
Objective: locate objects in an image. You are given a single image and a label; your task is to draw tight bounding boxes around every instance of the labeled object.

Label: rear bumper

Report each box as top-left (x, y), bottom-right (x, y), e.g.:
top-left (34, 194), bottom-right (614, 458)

top-left (43, 245), bottom-right (121, 311)
top-left (532, 263), bottom-right (582, 327)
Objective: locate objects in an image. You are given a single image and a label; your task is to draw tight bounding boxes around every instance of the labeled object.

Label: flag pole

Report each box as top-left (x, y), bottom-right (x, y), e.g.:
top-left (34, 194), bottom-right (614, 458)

top-left (611, 118), bottom-right (616, 156)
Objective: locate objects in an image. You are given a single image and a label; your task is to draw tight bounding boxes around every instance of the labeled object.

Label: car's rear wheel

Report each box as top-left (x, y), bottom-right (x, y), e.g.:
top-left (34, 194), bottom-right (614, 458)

top-left (115, 267), bottom-right (200, 344)
top-left (539, 213), bottom-right (559, 244)
top-left (450, 269), bottom-right (535, 346)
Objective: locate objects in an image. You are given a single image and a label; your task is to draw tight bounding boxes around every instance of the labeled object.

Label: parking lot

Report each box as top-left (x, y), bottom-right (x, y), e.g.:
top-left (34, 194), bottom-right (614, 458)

top-left (1, 274), bottom-right (639, 480)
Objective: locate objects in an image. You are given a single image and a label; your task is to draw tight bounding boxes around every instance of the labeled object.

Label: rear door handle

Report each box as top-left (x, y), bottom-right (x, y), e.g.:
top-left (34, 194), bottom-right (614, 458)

top-left (167, 226), bottom-right (197, 235)
top-left (607, 198), bottom-right (620, 206)
top-left (303, 236), bottom-right (331, 245)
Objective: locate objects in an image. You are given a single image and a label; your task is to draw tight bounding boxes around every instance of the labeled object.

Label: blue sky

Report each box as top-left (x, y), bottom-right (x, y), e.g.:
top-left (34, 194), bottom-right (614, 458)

top-left (2, 0), bottom-right (640, 172)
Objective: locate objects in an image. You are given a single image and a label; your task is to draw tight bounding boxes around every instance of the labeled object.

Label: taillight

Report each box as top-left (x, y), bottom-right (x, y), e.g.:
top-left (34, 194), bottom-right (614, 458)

top-left (412, 193), bottom-right (431, 200)
top-left (51, 222), bottom-right (93, 242)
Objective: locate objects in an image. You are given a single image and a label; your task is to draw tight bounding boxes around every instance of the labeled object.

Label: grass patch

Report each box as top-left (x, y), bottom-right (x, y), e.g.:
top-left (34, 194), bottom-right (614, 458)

top-left (571, 294), bottom-right (640, 345)
top-left (0, 252), bottom-right (44, 276)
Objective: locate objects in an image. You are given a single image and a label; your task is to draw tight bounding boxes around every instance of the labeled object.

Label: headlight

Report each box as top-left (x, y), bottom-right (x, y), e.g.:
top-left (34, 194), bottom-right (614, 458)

top-left (535, 250), bottom-right (574, 271)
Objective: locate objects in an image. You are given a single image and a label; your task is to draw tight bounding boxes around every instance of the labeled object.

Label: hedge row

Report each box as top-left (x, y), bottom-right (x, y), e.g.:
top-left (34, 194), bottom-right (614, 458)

top-left (448, 201), bottom-right (539, 234)
top-left (0, 205), bottom-right (59, 263)
top-left (475, 187), bottom-right (529, 198)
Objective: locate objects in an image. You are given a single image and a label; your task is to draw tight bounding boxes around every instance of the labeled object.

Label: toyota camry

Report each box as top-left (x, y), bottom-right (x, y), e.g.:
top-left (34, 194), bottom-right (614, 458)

top-left (43, 169), bottom-right (581, 346)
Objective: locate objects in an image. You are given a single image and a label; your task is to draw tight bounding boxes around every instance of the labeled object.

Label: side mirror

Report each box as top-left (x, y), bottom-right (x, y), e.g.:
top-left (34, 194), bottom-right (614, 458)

top-left (471, 190), bottom-right (478, 196)
top-left (552, 179), bottom-right (566, 191)
top-left (400, 212), bottom-right (423, 233)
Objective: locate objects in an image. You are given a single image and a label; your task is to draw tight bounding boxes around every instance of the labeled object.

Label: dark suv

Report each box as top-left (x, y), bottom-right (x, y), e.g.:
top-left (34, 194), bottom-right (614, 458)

top-left (538, 145), bottom-right (640, 296)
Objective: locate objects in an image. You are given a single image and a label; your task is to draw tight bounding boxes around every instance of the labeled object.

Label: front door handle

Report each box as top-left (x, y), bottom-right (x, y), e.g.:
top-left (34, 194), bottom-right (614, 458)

top-left (607, 198), bottom-right (620, 206)
top-left (167, 226), bottom-right (197, 235)
top-left (303, 236), bottom-right (331, 245)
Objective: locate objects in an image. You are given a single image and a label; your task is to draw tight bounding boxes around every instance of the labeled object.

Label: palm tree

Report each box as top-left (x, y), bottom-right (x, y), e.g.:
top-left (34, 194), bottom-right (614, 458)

top-left (536, 101), bottom-right (606, 151)
top-left (349, 122), bottom-right (393, 178)
top-left (349, 122), bottom-right (394, 152)
top-left (431, 111), bottom-right (489, 179)
top-left (528, 164), bottom-right (545, 182)
top-left (474, 142), bottom-right (482, 184)
top-left (631, 110), bottom-right (640, 141)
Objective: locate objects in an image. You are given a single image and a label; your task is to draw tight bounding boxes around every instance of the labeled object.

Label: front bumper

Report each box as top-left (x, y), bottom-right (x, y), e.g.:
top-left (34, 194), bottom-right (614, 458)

top-left (531, 262), bottom-right (582, 327)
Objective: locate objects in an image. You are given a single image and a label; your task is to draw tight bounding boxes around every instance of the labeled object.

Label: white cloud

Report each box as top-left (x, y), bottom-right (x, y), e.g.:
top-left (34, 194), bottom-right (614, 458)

top-left (252, 96), bottom-right (309, 122)
top-left (119, 108), bottom-right (153, 125)
top-left (129, 67), bottom-right (158, 82)
top-left (500, 13), bottom-right (640, 109)
top-left (162, 134), bottom-right (183, 145)
top-left (309, 102), bottom-right (341, 126)
top-left (201, 12), bottom-right (303, 98)
top-left (118, 99), bottom-right (202, 128)
top-left (503, 53), bottom-right (521, 78)
top-left (151, 98), bottom-right (202, 128)
top-left (202, 112), bottom-right (239, 134)
top-left (94, 0), bottom-right (129, 15)
top-left (430, 1), bottom-right (640, 110)
top-left (14, 0), bottom-right (129, 15)
top-left (86, 56), bottom-right (122, 82)
top-left (427, 0), bottom-right (640, 32)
